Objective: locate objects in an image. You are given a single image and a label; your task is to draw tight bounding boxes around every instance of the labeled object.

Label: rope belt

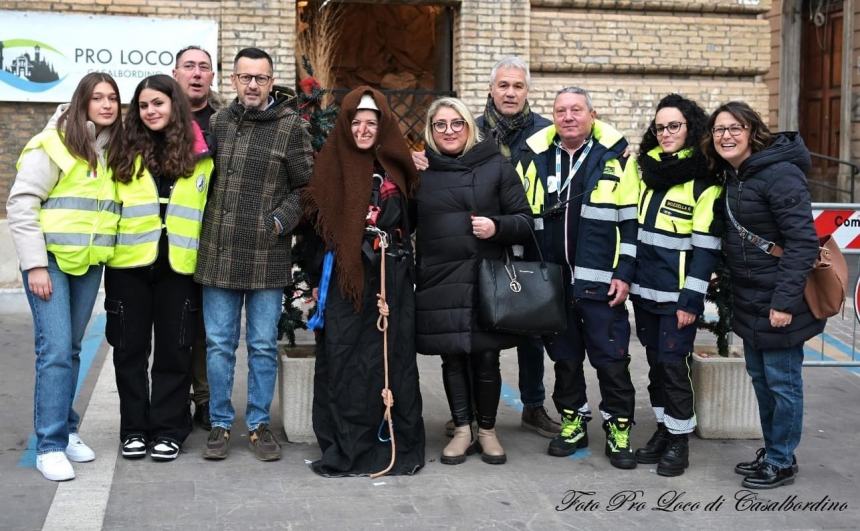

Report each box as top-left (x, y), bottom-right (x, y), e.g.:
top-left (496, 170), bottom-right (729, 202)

top-left (367, 226), bottom-right (396, 478)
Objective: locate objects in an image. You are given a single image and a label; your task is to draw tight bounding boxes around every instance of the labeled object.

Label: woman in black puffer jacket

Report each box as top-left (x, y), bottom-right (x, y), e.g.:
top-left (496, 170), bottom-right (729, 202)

top-left (415, 97), bottom-right (531, 466)
top-left (704, 101), bottom-right (823, 490)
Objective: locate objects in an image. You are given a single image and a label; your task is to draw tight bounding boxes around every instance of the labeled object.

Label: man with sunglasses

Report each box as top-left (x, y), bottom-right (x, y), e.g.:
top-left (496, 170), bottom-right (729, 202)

top-left (195, 47), bottom-right (313, 462)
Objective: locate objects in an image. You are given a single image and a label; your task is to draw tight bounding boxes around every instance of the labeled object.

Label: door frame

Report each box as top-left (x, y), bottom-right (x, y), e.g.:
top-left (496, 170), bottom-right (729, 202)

top-left (779, 0), bottom-right (854, 200)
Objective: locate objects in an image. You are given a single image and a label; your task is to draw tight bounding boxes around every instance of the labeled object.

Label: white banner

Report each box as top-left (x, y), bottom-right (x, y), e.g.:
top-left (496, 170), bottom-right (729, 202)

top-left (0, 11), bottom-right (218, 102)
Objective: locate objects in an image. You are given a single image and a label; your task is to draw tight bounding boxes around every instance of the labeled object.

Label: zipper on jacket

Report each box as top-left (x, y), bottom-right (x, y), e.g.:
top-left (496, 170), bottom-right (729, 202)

top-left (736, 179), bottom-right (751, 281)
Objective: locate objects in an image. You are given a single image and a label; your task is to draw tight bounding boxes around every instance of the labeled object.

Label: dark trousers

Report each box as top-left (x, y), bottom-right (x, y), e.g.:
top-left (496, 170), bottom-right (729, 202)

top-left (441, 351), bottom-right (501, 429)
top-left (633, 305), bottom-right (696, 433)
top-left (190, 289), bottom-right (209, 406)
top-left (543, 296), bottom-right (635, 420)
top-left (517, 335), bottom-right (546, 408)
top-left (105, 264), bottom-right (199, 443)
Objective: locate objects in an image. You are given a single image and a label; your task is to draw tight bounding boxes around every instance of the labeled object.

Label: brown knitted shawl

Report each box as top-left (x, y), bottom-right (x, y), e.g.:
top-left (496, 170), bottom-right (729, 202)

top-left (304, 86), bottom-right (419, 307)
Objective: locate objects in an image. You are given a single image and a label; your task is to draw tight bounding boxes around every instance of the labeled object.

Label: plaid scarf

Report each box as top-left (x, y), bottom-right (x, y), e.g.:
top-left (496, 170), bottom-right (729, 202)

top-left (482, 94), bottom-right (532, 159)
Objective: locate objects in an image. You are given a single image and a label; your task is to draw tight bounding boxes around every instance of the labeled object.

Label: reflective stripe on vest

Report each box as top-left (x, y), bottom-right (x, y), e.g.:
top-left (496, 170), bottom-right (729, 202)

top-left (630, 283), bottom-right (680, 303)
top-left (18, 129), bottom-right (119, 276)
top-left (573, 266), bottom-right (613, 284)
top-left (109, 156), bottom-right (212, 273)
top-left (637, 228), bottom-right (692, 251)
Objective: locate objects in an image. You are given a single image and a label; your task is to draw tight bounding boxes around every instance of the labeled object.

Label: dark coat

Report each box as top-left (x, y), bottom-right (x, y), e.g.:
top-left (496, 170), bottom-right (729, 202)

top-left (414, 139), bottom-right (533, 355)
top-left (195, 94), bottom-right (313, 289)
top-left (723, 132), bottom-right (825, 350)
top-left (476, 111), bottom-right (552, 168)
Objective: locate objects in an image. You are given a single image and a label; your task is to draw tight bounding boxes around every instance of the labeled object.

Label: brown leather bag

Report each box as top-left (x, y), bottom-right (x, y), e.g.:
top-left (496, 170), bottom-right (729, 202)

top-left (771, 235), bottom-right (848, 319)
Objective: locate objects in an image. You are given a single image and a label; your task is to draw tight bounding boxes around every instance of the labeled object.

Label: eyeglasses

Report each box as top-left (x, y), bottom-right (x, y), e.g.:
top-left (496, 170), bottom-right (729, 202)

top-left (179, 62), bottom-right (212, 73)
top-left (651, 121), bottom-right (686, 136)
top-left (432, 119), bottom-right (467, 133)
top-left (234, 73), bottom-right (272, 85)
top-left (712, 124), bottom-right (747, 138)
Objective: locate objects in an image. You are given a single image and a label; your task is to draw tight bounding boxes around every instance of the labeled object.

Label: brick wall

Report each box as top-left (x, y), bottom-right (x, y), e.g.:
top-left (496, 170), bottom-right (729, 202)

top-left (0, 0), bottom-right (296, 217)
top-left (765, 0), bottom-right (782, 129)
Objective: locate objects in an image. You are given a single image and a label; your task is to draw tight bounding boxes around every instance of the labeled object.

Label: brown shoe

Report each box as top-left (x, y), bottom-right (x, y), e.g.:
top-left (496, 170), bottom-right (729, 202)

top-left (441, 425), bottom-right (476, 465)
top-left (477, 427), bottom-right (507, 465)
top-left (203, 427), bottom-right (230, 460)
top-left (249, 424), bottom-right (281, 461)
top-left (521, 405), bottom-right (561, 438)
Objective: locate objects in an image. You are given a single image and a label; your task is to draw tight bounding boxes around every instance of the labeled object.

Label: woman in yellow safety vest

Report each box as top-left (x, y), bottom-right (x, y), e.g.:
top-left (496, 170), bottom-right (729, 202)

top-left (106, 74), bottom-right (213, 462)
top-left (7, 72), bottom-right (123, 481)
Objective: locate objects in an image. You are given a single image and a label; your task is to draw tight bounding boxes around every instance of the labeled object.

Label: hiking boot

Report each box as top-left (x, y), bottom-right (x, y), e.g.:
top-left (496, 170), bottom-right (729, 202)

top-left (604, 417), bottom-right (636, 469)
top-left (521, 405), bottom-right (561, 438)
top-left (193, 401), bottom-right (212, 431)
top-left (657, 433), bottom-right (689, 477)
top-left (635, 423), bottom-right (669, 464)
top-left (249, 424), bottom-right (281, 461)
top-left (734, 448), bottom-right (798, 477)
top-left (444, 419), bottom-right (455, 438)
top-left (441, 424), bottom-right (476, 465)
top-left (547, 410), bottom-right (588, 457)
top-left (203, 427), bottom-right (230, 460)
top-left (477, 427), bottom-right (506, 465)
top-left (741, 461), bottom-right (796, 489)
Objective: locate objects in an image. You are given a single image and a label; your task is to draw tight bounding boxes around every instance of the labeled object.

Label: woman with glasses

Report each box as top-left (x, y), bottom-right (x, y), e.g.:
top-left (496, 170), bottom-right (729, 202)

top-left (704, 101), bottom-right (823, 489)
top-left (630, 94), bottom-right (721, 477)
top-left (304, 87), bottom-right (425, 477)
top-left (106, 75), bottom-right (214, 461)
top-left (8, 72), bottom-right (122, 481)
top-left (414, 97), bottom-right (532, 465)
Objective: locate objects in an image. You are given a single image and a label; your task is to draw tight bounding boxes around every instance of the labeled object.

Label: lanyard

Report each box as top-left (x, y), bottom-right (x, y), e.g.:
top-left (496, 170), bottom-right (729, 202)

top-left (555, 138), bottom-right (593, 195)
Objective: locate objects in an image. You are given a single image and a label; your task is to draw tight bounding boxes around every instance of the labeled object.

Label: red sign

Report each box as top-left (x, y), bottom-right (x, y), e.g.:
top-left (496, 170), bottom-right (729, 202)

top-left (812, 206), bottom-right (860, 254)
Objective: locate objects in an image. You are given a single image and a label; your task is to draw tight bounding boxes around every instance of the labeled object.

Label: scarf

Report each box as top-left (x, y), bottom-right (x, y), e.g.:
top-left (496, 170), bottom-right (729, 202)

top-left (482, 94), bottom-right (531, 159)
top-left (637, 147), bottom-right (715, 191)
top-left (303, 86), bottom-right (419, 308)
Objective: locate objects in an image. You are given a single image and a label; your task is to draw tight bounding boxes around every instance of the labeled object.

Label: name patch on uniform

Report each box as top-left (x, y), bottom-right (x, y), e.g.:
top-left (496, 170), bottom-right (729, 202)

top-left (663, 200), bottom-right (693, 213)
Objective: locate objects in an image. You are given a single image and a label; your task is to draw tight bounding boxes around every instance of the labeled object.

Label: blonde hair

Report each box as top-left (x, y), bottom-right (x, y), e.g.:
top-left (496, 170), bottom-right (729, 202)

top-left (424, 97), bottom-right (482, 156)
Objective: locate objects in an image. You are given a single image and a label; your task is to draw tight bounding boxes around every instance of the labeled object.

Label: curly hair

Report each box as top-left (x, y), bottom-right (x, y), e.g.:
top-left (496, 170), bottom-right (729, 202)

top-left (639, 93), bottom-right (708, 156)
top-left (112, 74), bottom-right (196, 183)
top-left (57, 72), bottom-right (123, 172)
top-left (702, 100), bottom-right (773, 171)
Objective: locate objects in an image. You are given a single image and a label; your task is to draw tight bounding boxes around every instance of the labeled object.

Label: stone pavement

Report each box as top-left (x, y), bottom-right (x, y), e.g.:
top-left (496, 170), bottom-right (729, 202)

top-left (2, 293), bottom-right (860, 530)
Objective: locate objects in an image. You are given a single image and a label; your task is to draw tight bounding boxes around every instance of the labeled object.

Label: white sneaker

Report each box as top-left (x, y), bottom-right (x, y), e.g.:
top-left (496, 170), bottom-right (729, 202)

top-left (66, 433), bottom-right (96, 463)
top-left (36, 452), bottom-right (75, 481)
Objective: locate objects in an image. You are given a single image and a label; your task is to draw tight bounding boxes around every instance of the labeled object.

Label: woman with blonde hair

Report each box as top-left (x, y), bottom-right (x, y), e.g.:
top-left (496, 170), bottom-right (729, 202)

top-left (414, 97), bottom-right (532, 465)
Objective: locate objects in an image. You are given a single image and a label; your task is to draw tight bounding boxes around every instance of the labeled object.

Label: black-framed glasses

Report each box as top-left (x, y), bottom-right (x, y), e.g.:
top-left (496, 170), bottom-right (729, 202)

top-left (712, 124), bottom-right (747, 138)
top-left (234, 73), bottom-right (272, 85)
top-left (432, 119), bottom-right (467, 133)
top-left (651, 121), bottom-right (686, 136)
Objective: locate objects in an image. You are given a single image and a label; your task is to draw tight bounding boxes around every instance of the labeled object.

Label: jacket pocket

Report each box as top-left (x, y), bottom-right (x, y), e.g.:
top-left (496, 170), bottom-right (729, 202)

top-left (104, 298), bottom-right (125, 350)
top-left (178, 298), bottom-right (201, 348)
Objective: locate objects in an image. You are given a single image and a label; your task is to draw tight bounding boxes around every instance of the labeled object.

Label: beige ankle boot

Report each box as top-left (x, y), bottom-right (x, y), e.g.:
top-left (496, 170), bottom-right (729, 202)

top-left (441, 425), bottom-right (474, 465)
top-left (478, 427), bottom-right (507, 464)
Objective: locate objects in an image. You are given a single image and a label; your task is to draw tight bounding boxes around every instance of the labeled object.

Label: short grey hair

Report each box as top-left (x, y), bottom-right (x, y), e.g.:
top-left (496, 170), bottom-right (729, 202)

top-left (555, 86), bottom-right (593, 111)
top-left (489, 56), bottom-right (530, 88)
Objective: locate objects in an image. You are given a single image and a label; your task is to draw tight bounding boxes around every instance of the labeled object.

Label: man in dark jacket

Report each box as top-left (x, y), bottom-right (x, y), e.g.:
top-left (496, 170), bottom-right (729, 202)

top-left (412, 56), bottom-right (560, 439)
top-left (527, 87), bottom-right (640, 469)
top-left (196, 47), bottom-right (313, 462)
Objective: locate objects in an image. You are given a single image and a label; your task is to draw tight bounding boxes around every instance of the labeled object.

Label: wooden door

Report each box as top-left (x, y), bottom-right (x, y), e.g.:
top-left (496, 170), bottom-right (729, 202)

top-left (799, 0), bottom-right (842, 199)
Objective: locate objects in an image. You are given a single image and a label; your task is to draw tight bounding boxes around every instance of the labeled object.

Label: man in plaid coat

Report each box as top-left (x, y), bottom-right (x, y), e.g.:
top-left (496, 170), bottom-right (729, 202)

top-left (196, 47), bottom-right (313, 462)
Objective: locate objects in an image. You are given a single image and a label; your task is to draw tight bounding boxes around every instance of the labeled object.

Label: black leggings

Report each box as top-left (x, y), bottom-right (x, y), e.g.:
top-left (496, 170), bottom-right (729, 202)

top-left (441, 350), bottom-right (501, 430)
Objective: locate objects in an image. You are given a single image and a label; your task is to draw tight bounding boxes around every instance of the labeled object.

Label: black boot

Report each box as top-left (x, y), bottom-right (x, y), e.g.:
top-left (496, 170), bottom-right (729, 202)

top-left (635, 423), bottom-right (668, 464)
top-left (741, 461), bottom-right (796, 489)
top-left (735, 448), bottom-right (799, 477)
top-left (603, 417), bottom-right (636, 469)
top-left (657, 433), bottom-right (689, 477)
top-left (548, 409), bottom-right (588, 457)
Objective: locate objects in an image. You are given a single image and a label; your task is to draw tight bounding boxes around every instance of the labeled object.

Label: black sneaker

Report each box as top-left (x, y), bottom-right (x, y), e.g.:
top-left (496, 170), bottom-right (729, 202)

top-left (121, 435), bottom-right (147, 459)
top-left (657, 433), bottom-right (689, 477)
top-left (249, 424), bottom-right (281, 461)
top-left (547, 410), bottom-right (588, 457)
top-left (741, 461), bottom-right (796, 489)
top-left (150, 438), bottom-right (180, 461)
top-left (203, 427), bottom-right (230, 460)
top-left (193, 402), bottom-right (212, 431)
top-left (521, 405), bottom-right (562, 438)
top-left (734, 448), bottom-right (798, 477)
top-left (635, 423), bottom-right (668, 464)
top-left (604, 417), bottom-right (637, 469)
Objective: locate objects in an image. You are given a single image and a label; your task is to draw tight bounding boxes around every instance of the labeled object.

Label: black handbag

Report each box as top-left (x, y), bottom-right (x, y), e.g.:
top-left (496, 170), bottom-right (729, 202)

top-left (478, 227), bottom-right (567, 335)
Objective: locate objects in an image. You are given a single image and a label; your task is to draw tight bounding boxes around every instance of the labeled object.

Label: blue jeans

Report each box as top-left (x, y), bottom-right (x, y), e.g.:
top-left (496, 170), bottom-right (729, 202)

top-left (517, 335), bottom-right (546, 408)
top-left (203, 286), bottom-right (282, 432)
top-left (743, 341), bottom-right (804, 469)
top-left (22, 255), bottom-right (102, 454)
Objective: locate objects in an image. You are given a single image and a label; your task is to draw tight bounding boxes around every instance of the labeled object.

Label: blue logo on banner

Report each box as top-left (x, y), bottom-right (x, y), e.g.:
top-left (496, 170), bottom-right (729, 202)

top-left (0, 39), bottom-right (67, 93)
